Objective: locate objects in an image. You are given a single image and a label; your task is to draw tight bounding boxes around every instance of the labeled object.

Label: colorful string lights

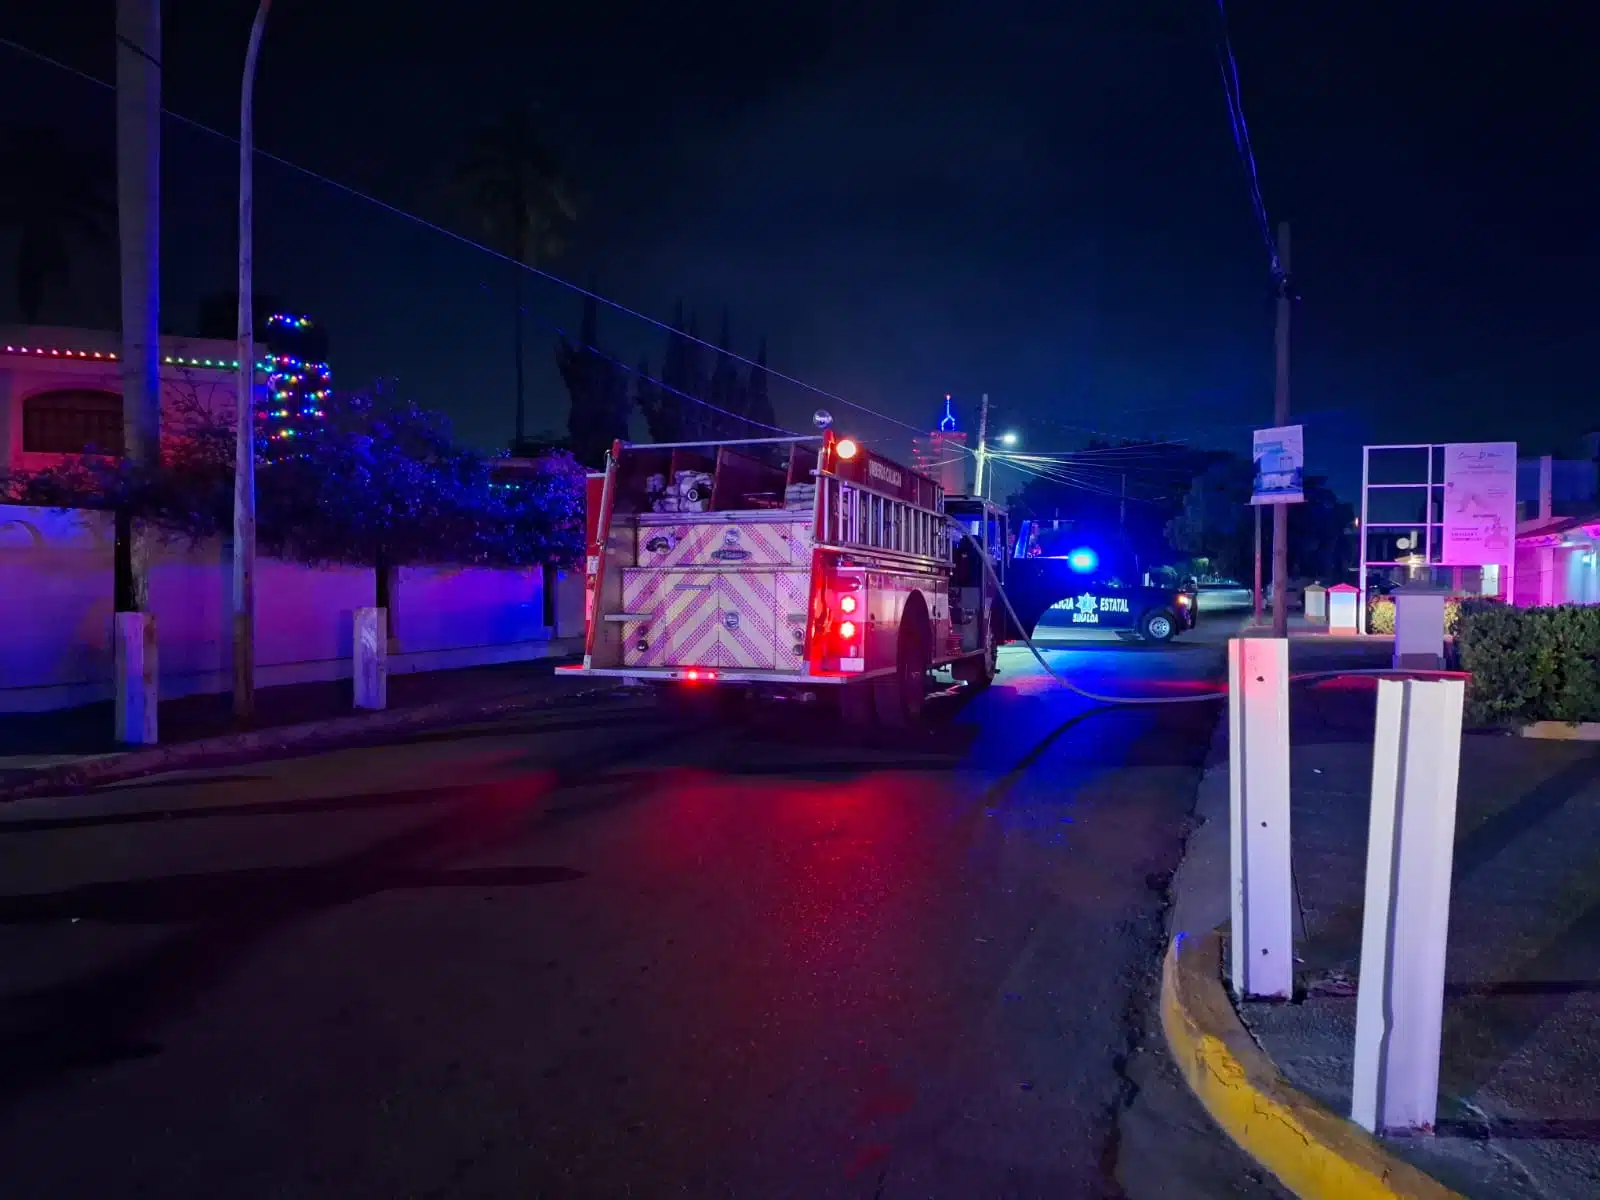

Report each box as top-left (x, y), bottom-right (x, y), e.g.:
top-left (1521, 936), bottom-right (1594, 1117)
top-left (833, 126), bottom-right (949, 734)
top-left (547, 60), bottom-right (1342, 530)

top-left (1, 343), bottom-right (253, 370)
top-left (262, 314), bottom-right (330, 452)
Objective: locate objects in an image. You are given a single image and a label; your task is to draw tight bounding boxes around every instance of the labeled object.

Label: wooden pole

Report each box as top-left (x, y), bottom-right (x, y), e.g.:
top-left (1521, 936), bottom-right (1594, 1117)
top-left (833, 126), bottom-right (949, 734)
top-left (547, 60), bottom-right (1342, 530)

top-left (1271, 221), bottom-right (1291, 639)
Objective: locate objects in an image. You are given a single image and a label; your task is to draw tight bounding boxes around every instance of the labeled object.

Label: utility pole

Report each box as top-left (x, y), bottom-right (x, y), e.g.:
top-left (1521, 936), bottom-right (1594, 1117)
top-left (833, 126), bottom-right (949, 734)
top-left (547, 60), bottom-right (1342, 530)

top-left (115, 0), bottom-right (161, 614)
top-left (232, 0), bottom-right (271, 719)
top-left (1119, 472), bottom-right (1127, 529)
top-left (113, 0), bottom-right (162, 745)
top-left (973, 392), bottom-right (990, 498)
top-left (1254, 506), bottom-right (1264, 622)
top-left (1271, 221), bottom-right (1292, 639)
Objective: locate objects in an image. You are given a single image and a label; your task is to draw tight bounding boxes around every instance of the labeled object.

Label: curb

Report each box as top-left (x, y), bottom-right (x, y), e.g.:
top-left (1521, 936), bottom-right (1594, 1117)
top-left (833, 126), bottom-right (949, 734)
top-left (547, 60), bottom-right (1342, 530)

top-left (1160, 929), bottom-right (1463, 1200)
top-left (1518, 720), bottom-right (1600, 742)
top-left (0, 683), bottom-right (625, 805)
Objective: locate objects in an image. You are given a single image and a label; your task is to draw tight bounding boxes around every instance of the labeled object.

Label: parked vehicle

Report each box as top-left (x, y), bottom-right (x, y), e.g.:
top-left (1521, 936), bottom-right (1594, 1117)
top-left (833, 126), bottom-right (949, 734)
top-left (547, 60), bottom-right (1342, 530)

top-left (567, 431), bottom-right (1008, 727)
top-left (1194, 579), bottom-right (1254, 612)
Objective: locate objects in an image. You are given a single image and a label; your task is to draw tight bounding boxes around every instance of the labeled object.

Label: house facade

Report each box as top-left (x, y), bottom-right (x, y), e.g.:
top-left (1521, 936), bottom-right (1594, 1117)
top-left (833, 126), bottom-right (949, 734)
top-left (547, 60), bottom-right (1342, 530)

top-left (0, 325), bottom-right (248, 475)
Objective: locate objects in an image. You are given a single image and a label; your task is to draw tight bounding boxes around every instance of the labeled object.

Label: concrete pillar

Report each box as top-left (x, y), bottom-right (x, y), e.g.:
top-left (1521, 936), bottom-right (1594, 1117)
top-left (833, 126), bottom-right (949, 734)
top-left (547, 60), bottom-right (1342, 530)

top-left (353, 606), bottom-right (387, 710)
top-left (1392, 592), bottom-right (1446, 670)
top-left (1228, 637), bottom-right (1294, 1000)
top-left (114, 610), bottom-right (158, 744)
top-left (554, 568), bottom-right (586, 637)
top-left (1352, 678), bottom-right (1465, 1134)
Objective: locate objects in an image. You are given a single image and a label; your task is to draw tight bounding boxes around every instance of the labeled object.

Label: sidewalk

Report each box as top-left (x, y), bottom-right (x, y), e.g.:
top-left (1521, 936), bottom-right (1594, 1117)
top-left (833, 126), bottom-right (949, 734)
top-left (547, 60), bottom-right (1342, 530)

top-left (1169, 642), bottom-right (1600, 1198)
top-left (0, 645), bottom-right (617, 797)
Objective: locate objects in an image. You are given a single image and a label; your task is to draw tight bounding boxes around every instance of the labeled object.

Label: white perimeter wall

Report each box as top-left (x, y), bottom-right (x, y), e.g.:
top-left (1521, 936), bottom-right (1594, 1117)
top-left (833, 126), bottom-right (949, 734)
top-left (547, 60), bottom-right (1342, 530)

top-left (0, 504), bottom-right (583, 712)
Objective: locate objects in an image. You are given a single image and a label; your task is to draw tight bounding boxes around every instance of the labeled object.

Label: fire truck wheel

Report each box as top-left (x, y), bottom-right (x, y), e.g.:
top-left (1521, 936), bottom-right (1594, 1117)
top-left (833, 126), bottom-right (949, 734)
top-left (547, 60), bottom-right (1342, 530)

top-left (875, 607), bottom-right (930, 729)
top-left (954, 606), bottom-right (1000, 689)
top-left (1140, 608), bottom-right (1178, 643)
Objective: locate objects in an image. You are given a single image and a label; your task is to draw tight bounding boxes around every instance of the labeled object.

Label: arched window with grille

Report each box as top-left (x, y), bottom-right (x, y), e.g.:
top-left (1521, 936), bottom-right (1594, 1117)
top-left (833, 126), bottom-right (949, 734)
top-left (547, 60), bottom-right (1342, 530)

top-left (21, 389), bottom-right (124, 456)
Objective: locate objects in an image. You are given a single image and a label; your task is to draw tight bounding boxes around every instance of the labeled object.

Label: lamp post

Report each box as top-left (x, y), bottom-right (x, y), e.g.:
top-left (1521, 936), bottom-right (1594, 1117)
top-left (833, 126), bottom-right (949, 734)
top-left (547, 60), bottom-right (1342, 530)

top-left (232, 0), bottom-right (272, 719)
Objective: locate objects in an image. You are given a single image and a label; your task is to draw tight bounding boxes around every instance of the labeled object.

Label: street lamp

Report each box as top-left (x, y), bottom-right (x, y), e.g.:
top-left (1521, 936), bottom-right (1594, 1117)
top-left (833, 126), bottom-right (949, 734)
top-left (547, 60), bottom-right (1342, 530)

top-left (1000, 431), bottom-right (1019, 447)
top-left (233, 0), bottom-right (272, 718)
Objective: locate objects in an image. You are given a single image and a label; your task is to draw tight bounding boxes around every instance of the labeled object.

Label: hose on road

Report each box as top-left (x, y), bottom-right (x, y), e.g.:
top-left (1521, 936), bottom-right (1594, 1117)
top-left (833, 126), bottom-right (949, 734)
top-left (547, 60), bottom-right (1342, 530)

top-left (966, 534), bottom-right (1469, 707)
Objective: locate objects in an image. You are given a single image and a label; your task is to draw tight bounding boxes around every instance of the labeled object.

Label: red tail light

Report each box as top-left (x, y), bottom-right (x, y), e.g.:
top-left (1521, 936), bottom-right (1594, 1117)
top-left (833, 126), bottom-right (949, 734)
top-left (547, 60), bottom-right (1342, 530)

top-left (683, 669), bottom-right (717, 682)
top-left (838, 620), bottom-right (857, 641)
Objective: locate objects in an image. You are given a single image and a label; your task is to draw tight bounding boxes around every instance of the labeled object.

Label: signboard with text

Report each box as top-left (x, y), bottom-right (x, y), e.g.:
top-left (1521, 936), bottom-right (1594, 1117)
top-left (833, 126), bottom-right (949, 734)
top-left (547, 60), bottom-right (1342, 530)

top-left (1441, 442), bottom-right (1517, 565)
top-left (1251, 424), bottom-right (1305, 504)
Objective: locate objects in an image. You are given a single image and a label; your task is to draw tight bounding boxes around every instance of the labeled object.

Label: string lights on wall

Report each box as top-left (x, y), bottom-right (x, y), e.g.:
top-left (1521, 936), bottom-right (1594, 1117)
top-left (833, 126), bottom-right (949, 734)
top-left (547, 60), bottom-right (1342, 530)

top-left (1, 343), bottom-right (258, 370)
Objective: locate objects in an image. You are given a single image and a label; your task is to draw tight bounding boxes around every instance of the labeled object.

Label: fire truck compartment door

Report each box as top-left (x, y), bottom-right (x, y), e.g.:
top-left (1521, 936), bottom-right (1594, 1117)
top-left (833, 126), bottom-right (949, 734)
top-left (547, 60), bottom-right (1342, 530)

top-left (620, 569), bottom-right (722, 667)
top-left (620, 567), bottom-right (808, 670)
top-left (718, 570), bottom-right (810, 671)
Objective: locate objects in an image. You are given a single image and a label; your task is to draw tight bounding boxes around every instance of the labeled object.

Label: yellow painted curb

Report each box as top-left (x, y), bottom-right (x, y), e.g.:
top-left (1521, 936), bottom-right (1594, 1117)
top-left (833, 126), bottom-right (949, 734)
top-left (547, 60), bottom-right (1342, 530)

top-left (1160, 930), bottom-right (1464, 1200)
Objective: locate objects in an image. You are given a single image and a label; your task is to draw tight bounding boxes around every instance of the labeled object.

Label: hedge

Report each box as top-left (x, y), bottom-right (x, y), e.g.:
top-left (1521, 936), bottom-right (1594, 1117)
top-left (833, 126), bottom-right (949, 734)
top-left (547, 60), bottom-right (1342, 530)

top-left (1456, 603), bottom-right (1600, 726)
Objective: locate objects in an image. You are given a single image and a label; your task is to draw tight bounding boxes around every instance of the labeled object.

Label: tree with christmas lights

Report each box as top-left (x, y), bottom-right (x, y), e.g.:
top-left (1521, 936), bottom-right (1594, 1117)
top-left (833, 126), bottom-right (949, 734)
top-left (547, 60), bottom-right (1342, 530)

top-left (260, 313), bottom-right (332, 458)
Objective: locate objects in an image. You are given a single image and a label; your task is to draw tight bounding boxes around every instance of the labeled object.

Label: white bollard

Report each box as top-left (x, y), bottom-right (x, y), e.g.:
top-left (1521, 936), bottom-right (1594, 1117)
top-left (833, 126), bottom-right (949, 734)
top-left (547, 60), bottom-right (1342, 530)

top-left (114, 610), bottom-right (159, 745)
top-left (1228, 637), bottom-right (1294, 999)
top-left (1351, 677), bottom-right (1465, 1134)
top-left (353, 606), bottom-right (387, 710)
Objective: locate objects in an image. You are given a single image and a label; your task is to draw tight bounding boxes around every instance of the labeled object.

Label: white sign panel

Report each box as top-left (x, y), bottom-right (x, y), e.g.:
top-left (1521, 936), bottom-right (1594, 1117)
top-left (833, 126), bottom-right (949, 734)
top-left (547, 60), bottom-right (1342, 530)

top-left (1251, 424), bottom-right (1304, 504)
top-left (1441, 442), bottom-right (1516, 565)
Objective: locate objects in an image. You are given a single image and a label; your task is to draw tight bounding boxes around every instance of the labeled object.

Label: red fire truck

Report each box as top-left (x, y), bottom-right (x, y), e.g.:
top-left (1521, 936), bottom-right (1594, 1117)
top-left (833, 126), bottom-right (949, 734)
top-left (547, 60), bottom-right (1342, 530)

top-left (568, 431), bottom-right (1008, 726)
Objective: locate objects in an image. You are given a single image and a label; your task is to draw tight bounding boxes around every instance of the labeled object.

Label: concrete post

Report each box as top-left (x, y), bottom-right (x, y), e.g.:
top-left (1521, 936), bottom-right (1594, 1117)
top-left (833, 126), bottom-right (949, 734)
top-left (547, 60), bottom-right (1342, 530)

top-left (353, 606), bottom-right (387, 710)
top-left (1228, 637), bottom-right (1294, 999)
top-left (114, 611), bottom-right (158, 744)
top-left (1392, 592), bottom-right (1446, 670)
top-left (1351, 677), bottom-right (1465, 1134)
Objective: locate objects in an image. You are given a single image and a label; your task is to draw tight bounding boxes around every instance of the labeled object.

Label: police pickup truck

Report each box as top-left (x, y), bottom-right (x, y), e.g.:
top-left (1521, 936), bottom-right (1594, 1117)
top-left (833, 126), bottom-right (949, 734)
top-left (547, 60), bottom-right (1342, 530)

top-left (1004, 531), bottom-right (1198, 644)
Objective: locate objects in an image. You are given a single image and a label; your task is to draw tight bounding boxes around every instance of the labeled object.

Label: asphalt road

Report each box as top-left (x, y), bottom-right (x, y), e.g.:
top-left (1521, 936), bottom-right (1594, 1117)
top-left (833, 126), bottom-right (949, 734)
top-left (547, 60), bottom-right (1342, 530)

top-left (0, 616), bottom-right (1282, 1198)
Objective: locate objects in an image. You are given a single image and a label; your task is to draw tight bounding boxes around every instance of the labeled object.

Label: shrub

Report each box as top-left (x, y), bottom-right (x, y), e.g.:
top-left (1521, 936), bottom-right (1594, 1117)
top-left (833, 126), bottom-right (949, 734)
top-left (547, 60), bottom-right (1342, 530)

top-left (1456, 603), bottom-right (1600, 726)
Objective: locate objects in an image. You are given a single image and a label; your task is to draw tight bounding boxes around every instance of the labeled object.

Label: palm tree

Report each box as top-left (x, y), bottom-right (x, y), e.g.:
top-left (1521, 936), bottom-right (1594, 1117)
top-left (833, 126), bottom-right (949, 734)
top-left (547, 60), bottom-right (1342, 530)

top-left (453, 108), bottom-right (576, 452)
top-left (0, 126), bottom-right (115, 322)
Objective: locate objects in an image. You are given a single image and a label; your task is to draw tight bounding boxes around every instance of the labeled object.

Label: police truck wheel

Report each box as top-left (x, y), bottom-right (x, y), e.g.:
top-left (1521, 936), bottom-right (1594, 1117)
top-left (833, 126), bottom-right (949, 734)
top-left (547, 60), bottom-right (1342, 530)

top-left (876, 611), bottom-right (930, 728)
top-left (1140, 609), bottom-right (1177, 643)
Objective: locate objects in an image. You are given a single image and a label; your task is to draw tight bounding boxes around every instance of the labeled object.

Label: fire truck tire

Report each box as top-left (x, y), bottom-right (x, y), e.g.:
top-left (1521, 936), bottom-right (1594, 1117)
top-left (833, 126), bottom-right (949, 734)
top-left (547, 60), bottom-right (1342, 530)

top-left (954, 606), bottom-right (1000, 688)
top-left (875, 607), bottom-right (930, 729)
top-left (1140, 608), bottom-right (1178, 643)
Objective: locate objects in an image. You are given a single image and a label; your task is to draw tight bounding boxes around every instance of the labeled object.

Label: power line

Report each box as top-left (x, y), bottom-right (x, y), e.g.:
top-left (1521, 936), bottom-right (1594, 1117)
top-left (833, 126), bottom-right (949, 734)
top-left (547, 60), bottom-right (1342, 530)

top-left (0, 31), bottom-right (925, 438)
top-left (1212, 0), bottom-right (1281, 278)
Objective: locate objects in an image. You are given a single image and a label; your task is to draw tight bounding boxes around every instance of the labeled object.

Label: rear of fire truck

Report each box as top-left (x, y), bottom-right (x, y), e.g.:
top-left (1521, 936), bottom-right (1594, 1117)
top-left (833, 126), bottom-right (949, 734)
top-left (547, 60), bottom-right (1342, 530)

top-left (571, 431), bottom-right (997, 726)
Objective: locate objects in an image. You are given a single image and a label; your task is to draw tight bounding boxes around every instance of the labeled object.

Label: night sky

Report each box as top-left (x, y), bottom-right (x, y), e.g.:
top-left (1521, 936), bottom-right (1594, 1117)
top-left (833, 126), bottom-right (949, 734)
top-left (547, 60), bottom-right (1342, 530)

top-left (3, 1), bottom-right (1595, 499)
